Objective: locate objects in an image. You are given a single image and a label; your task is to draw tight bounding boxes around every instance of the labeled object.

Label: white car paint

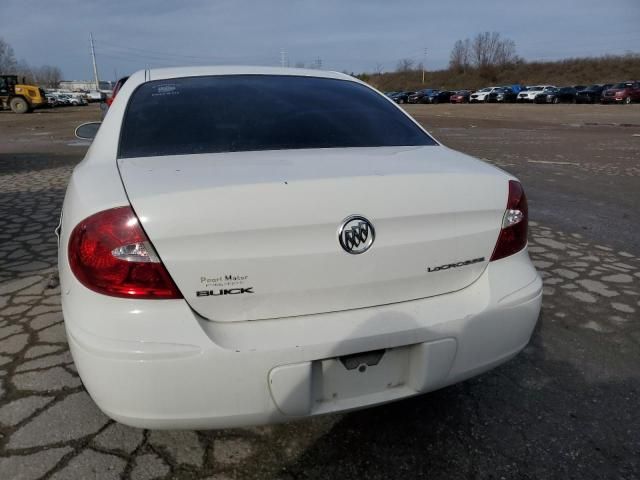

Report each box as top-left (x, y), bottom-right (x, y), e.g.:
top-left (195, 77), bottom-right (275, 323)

top-left (518, 85), bottom-right (557, 102)
top-left (53, 92), bottom-right (87, 106)
top-left (59, 66), bottom-right (542, 429)
top-left (469, 87), bottom-right (500, 102)
top-left (118, 146), bottom-right (506, 322)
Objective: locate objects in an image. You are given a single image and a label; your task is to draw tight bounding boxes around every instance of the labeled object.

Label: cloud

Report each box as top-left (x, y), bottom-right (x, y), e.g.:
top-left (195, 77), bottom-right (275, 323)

top-left (0, 0), bottom-right (638, 79)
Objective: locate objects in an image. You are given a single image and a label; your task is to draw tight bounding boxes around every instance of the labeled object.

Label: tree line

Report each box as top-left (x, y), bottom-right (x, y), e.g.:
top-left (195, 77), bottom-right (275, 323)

top-left (393, 32), bottom-right (520, 79)
top-left (449, 32), bottom-right (519, 72)
top-left (0, 37), bottom-right (63, 88)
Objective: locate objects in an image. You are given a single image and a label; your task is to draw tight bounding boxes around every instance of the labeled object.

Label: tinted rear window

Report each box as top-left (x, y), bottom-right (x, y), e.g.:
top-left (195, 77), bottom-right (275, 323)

top-left (118, 75), bottom-right (436, 159)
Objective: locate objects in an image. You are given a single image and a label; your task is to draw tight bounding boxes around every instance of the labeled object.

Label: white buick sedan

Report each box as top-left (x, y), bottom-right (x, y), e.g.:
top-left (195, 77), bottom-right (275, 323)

top-left (59, 66), bottom-right (542, 429)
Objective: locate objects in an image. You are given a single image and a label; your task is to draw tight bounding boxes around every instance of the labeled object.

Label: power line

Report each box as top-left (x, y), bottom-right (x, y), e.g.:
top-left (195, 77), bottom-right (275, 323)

top-left (98, 46), bottom-right (221, 63)
top-left (96, 38), bottom-right (276, 63)
top-left (95, 49), bottom-right (283, 72)
top-left (97, 39), bottom-right (229, 61)
top-left (94, 42), bottom-right (282, 71)
top-left (96, 52), bottom-right (180, 67)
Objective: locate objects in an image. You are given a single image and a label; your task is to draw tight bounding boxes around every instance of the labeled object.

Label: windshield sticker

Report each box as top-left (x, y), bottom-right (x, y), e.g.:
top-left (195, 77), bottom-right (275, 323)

top-left (151, 84), bottom-right (180, 97)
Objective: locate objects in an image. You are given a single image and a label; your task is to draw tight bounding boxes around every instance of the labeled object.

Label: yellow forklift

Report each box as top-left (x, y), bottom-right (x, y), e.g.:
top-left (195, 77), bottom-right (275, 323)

top-left (0, 74), bottom-right (47, 113)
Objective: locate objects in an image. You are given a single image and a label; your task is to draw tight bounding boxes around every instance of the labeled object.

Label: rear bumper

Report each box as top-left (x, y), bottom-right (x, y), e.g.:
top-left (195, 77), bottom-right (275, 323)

top-left (63, 249), bottom-right (541, 429)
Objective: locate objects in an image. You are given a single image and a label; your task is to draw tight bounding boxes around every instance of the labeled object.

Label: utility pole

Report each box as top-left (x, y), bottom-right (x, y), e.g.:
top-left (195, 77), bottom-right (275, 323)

top-left (89, 33), bottom-right (100, 91)
top-left (422, 48), bottom-right (427, 84)
top-left (280, 49), bottom-right (288, 68)
top-left (315, 56), bottom-right (322, 69)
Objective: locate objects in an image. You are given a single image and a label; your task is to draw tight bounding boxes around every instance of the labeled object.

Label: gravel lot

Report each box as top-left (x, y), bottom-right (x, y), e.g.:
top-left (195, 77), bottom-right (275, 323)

top-left (0, 104), bottom-right (639, 479)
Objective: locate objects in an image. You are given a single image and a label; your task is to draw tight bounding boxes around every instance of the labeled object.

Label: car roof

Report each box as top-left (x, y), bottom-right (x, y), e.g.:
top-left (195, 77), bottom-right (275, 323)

top-left (138, 66), bottom-right (354, 83)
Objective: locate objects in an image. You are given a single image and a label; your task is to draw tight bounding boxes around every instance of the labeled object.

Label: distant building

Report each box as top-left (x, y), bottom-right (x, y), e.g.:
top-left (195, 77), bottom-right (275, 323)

top-left (59, 80), bottom-right (113, 92)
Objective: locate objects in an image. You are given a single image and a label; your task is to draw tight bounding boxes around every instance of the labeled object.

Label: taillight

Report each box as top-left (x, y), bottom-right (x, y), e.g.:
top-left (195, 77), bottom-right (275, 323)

top-left (68, 206), bottom-right (182, 299)
top-left (490, 180), bottom-right (528, 262)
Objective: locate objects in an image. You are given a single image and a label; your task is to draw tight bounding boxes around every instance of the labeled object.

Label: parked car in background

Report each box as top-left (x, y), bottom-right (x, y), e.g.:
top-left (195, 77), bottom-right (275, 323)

top-left (408, 89), bottom-right (436, 104)
top-left (572, 85), bottom-right (587, 92)
top-left (87, 91), bottom-right (105, 102)
top-left (58, 94), bottom-right (71, 105)
top-left (487, 87), bottom-right (517, 103)
top-left (60, 93), bottom-right (87, 106)
top-left (72, 94), bottom-right (88, 106)
top-left (50, 92), bottom-right (86, 106)
top-left (601, 81), bottom-right (640, 104)
top-left (575, 84), bottom-right (612, 104)
top-left (52, 93), bottom-right (71, 105)
top-left (44, 94), bottom-right (57, 108)
top-left (533, 88), bottom-right (557, 104)
top-left (536, 86), bottom-right (579, 104)
top-left (517, 86), bottom-right (556, 102)
top-left (470, 87), bottom-right (501, 103)
top-left (426, 90), bottom-right (454, 104)
top-left (450, 90), bottom-right (471, 103)
top-left (505, 84), bottom-right (524, 94)
top-left (390, 91), bottom-right (414, 104)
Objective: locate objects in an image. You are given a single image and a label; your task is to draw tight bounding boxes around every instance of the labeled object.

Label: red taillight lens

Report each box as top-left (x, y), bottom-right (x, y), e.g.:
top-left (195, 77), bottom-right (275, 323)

top-left (490, 180), bottom-right (528, 262)
top-left (68, 206), bottom-right (182, 299)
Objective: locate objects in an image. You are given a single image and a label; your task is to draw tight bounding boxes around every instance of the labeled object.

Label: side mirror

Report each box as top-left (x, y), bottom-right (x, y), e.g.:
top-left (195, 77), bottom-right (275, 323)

top-left (75, 122), bottom-right (101, 140)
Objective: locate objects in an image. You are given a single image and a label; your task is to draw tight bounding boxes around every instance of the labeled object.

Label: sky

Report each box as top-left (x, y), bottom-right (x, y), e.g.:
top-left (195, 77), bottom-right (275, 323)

top-left (1, 0), bottom-right (638, 82)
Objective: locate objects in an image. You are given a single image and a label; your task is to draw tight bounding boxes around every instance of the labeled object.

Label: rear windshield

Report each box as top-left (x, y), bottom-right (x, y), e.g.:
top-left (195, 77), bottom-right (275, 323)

top-left (118, 75), bottom-right (436, 158)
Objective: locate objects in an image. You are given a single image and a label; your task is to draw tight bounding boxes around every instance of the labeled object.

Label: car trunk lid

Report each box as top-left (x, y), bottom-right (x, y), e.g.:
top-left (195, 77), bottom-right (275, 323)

top-left (118, 146), bottom-right (508, 322)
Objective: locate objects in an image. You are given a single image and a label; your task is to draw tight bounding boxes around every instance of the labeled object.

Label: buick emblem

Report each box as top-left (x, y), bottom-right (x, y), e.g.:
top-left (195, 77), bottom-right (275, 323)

top-left (338, 215), bottom-right (375, 254)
